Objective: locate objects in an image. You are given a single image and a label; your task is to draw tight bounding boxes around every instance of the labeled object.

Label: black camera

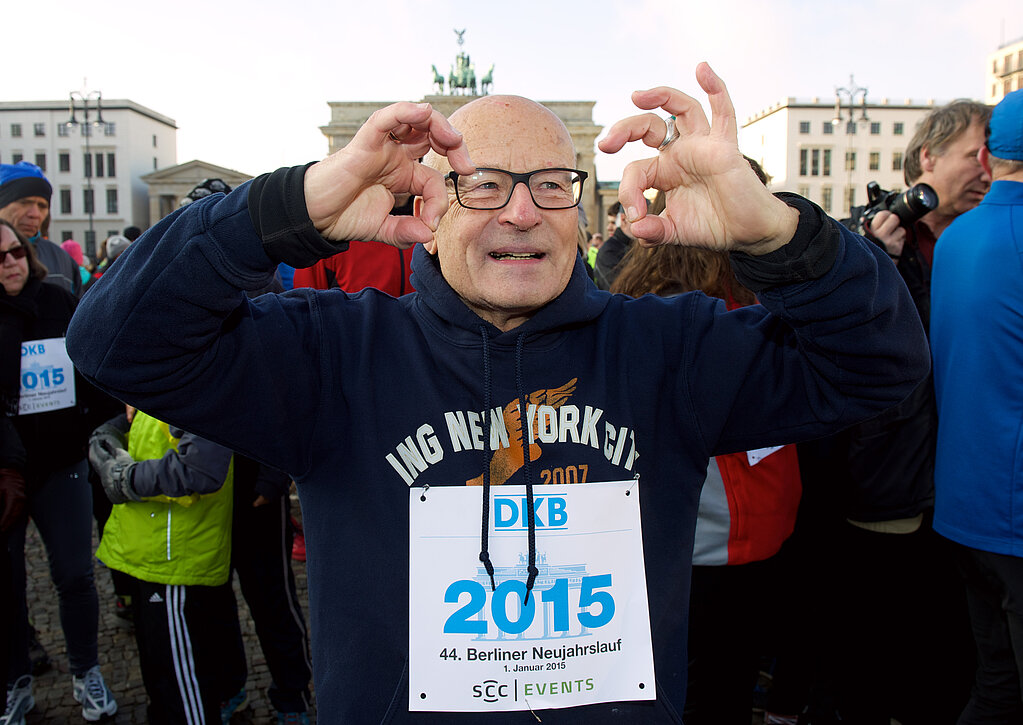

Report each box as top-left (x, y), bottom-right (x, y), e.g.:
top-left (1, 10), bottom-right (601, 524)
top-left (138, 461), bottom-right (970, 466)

top-left (846, 182), bottom-right (938, 235)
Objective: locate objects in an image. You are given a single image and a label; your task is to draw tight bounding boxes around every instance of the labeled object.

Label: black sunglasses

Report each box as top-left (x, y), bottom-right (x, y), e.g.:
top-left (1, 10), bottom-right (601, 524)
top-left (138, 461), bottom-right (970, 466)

top-left (0, 246), bottom-right (27, 264)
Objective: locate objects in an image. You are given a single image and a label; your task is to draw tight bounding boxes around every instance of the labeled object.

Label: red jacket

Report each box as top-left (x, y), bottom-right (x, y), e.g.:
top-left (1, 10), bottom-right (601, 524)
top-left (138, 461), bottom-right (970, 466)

top-left (292, 240), bottom-right (412, 295)
top-left (691, 445), bottom-right (802, 565)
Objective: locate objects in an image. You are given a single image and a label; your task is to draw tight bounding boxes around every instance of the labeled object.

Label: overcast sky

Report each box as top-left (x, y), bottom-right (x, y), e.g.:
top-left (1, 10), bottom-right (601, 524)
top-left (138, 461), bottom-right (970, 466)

top-left (6, 0), bottom-right (1021, 181)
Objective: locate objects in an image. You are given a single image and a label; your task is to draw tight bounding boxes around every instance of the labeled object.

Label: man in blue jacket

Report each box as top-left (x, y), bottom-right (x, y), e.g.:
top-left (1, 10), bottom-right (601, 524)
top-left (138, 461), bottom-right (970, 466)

top-left (66, 64), bottom-right (929, 723)
top-left (931, 87), bottom-right (1023, 722)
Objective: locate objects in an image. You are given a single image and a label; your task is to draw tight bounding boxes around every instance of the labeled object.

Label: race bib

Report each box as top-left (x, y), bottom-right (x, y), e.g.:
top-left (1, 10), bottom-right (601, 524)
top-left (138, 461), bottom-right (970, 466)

top-left (19, 337), bottom-right (76, 415)
top-left (747, 445), bottom-right (784, 467)
top-left (409, 480), bottom-right (655, 712)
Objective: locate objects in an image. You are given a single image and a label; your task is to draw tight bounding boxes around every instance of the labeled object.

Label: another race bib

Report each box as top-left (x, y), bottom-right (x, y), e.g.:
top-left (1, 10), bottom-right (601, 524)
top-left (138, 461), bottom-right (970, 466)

top-left (19, 337), bottom-right (76, 415)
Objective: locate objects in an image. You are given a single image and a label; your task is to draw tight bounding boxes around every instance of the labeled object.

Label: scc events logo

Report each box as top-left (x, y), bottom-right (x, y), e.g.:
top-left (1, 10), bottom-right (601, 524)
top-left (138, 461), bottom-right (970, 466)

top-left (472, 679), bottom-right (512, 703)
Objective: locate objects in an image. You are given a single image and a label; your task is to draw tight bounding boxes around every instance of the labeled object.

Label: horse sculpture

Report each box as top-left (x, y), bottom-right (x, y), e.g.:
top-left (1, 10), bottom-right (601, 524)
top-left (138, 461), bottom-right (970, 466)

top-left (430, 65), bottom-right (445, 94)
top-left (480, 64), bottom-right (494, 95)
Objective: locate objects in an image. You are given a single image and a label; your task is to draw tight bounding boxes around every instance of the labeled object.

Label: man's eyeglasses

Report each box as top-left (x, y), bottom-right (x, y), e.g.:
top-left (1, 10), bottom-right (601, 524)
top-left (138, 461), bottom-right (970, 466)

top-left (447, 168), bottom-right (588, 210)
top-left (0, 246), bottom-right (27, 264)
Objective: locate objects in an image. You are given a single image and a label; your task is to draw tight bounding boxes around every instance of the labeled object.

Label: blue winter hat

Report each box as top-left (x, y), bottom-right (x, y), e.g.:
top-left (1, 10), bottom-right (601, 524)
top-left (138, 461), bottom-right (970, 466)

top-left (988, 89), bottom-right (1023, 162)
top-left (0, 162), bottom-right (52, 209)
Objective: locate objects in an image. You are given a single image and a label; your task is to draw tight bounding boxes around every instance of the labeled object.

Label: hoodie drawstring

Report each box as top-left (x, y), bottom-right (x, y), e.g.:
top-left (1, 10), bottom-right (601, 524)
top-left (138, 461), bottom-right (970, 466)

top-left (477, 327), bottom-right (538, 606)
top-left (478, 326), bottom-right (497, 592)
top-left (515, 333), bottom-right (539, 606)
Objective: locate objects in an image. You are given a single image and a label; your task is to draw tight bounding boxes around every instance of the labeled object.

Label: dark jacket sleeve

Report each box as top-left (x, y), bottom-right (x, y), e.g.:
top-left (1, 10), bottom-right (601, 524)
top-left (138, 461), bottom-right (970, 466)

top-left (128, 428), bottom-right (233, 499)
top-left (66, 173), bottom-right (340, 477)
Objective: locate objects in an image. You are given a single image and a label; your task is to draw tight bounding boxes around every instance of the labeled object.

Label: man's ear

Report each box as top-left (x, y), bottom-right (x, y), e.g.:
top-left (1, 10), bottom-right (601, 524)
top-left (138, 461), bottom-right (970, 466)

top-left (413, 197), bottom-right (438, 254)
top-left (920, 145), bottom-right (938, 173)
top-left (978, 146), bottom-right (994, 179)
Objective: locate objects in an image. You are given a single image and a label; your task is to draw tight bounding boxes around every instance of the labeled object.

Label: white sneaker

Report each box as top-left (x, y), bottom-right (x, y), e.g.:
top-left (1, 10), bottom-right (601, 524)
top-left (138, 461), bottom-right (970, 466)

top-left (72, 666), bottom-right (117, 721)
top-left (1, 675), bottom-right (34, 725)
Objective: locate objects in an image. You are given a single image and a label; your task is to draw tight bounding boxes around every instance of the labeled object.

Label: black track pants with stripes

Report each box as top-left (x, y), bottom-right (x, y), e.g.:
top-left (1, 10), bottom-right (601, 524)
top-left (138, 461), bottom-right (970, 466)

top-left (127, 576), bottom-right (245, 725)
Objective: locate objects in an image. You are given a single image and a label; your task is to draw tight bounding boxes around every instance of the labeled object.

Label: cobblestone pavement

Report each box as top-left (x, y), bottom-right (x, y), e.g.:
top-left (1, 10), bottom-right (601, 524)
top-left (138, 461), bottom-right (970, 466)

top-left (22, 520), bottom-right (316, 724)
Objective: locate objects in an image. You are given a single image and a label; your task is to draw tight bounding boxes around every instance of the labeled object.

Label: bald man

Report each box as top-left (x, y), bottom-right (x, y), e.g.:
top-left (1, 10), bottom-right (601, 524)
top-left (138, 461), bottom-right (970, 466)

top-left (68, 65), bottom-right (928, 723)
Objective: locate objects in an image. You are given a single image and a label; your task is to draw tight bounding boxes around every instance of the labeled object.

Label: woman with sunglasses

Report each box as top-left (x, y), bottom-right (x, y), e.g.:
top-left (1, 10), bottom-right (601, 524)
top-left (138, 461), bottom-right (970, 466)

top-left (0, 219), bottom-right (118, 724)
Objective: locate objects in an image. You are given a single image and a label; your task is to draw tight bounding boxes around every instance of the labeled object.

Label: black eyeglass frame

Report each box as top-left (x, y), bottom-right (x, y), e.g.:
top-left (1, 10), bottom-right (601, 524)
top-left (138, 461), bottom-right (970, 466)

top-left (446, 167), bottom-right (589, 211)
top-left (0, 246), bottom-right (28, 264)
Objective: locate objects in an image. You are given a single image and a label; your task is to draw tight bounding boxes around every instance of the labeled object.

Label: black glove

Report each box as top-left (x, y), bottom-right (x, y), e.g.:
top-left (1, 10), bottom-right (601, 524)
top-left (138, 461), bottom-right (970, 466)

top-left (0, 468), bottom-right (26, 531)
top-left (88, 425), bottom-right (140, 504)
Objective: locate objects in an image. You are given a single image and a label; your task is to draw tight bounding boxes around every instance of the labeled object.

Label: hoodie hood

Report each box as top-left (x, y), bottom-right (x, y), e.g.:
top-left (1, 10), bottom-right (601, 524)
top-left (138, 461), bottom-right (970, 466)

top-left (409, 244), bottom-right (611, 342)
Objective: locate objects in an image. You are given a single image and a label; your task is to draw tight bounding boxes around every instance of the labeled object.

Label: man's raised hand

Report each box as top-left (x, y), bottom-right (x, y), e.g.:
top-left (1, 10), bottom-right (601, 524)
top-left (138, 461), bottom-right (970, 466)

top-left (303, 102), bottom-right (474, 248)
top-left (599, 63), bottom-right (797, 255)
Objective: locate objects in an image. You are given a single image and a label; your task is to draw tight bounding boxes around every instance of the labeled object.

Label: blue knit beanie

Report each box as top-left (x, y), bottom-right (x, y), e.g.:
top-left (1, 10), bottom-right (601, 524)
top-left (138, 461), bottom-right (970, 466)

top-left (0, 162), bottom-right (52, 209)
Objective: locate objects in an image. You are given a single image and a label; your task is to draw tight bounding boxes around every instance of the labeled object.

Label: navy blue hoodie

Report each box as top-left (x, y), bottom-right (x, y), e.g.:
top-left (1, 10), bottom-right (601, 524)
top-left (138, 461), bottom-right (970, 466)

top-left (67, 167), bottom-right (928, 723)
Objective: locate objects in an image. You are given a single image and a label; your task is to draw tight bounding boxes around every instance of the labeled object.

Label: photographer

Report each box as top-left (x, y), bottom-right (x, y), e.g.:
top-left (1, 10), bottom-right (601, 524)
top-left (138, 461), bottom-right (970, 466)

top-left (866, 100), bottom-right (991, 327)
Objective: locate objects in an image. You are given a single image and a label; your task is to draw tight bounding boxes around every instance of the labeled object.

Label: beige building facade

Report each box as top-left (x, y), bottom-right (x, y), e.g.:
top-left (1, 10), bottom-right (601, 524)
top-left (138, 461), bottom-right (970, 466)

top-left (987, 38), bottom-right (1023, 104)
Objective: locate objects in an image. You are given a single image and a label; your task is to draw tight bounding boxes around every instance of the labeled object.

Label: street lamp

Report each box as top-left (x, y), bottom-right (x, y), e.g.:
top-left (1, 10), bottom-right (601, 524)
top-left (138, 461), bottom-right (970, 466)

top-left (65, 88), bottom-right (105, 257)
top-left (831, 74), bottom-right (870, 128)
top-left (831, 75), bottom-right (869, 216)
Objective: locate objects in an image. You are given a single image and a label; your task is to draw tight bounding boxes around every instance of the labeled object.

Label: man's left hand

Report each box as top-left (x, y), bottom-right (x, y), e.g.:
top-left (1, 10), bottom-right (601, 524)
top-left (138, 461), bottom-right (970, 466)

top-left (599, 63), bottom-right (798, 255)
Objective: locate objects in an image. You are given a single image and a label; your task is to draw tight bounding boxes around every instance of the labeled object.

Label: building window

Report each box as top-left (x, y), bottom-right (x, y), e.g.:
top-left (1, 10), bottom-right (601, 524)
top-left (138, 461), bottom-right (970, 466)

top-left (82, 124), bottom-right (92, 137)
top-left (1006, 79), bottom-right (1013, 96)
top-left (153, 157), bottom-right (158, 170)
top-left (95, 153), bottom-right (104, 178)
top-left (798, 184), bottom-right (810, 197)
top-left (61, 231), bottom-right (73, 242)
top-left (10, 124), bottom-right (22, 138)
top-left (84, 153), bottom-right (92, 178)
top-left (1006, 54), bottom-right (1013, 73)
top-left (892, 151), bottom-right (904, 171)
top-left (59, 152), bottom-right (70, 172)
top-left (104, 123), bottom-right (116, 136)
top-left (60, 188), bottom-right (72, 214)
top-left (893, 122), bottom-right (904, 135)
top-left (107, 230), bottom-right (119, 239)
top-left (870, 122), bottom-right (881, 135)
top-left (869, 151), bottom-right (880, 171)
top-left (822, 121), bottom-right (834, 135)
top-left (846, 121), bottom-right (857, 135)
top-left (811, 149), bottom-right (820, 176)
top-left (823, 149), bottom-right (832, 176)
top-left (11, 153), bottom-right (22, 164)
top-left (845, 186), bottom-right (856, 209)
top-left (106, 188), bottom-right (118, 214)
top-left (152, 135), bottom-right (158, 148)
top-left (799, 149), bottom-right (808, 176)
top-left (845, 150), bottom-right (856, 171)
top-left (33, 123), bottom-right (45, 137)
top-left (822, 186), bottom-right (833, 213)
top-left (34, 154), bottom-right (46, 173)
top-left (83, 188), bottom-right (94, 214)
top-left (58, 124), bottom-right (70, 137)
top-left (106, 153), bottom-right (116, 177)
top-left (799, 121), bottom-right (810, 134)
top-left (85, 230), bottom-right (96, 248)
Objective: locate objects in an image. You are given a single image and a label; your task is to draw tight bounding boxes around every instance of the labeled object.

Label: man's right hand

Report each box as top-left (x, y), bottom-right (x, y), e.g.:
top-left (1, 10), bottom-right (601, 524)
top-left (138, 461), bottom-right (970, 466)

top-left (303, 102), bottom-right (475, 249)
top-left (865, 210), bottom-right (907, 258)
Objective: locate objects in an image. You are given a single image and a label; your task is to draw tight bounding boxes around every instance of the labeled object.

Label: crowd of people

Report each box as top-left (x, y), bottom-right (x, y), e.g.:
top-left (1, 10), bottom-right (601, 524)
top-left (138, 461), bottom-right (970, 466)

top-left (1, 64), bottom-right (1022, 725)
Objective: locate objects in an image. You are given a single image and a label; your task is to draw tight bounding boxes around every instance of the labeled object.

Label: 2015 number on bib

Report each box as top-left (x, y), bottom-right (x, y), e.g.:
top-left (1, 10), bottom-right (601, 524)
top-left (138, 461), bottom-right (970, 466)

top-left (443, 574), bottom-right (615, 635)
